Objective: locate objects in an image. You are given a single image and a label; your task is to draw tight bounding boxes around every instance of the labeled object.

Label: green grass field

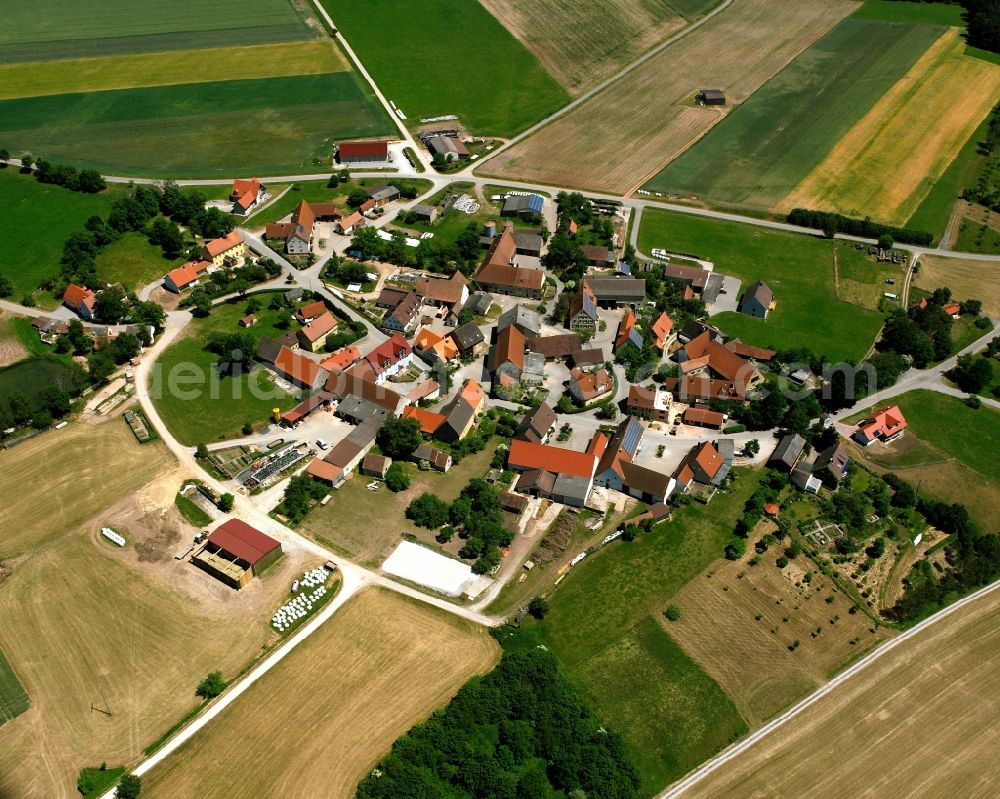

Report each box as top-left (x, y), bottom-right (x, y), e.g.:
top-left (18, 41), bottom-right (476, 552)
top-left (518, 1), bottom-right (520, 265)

top-left (644, 19), bottom-right (941, 209)
top-left (0, 73), bottom-right (393, 178)
top-left (0, 647), bottom-right (29, 726)
top-left (253, 177), bottom-right (432, 226)
top-left (0, 0), bottom-right (314, 63)
top-left (954, 218), bottom-right (1000, 253)
top-left (95, 233), bottom-right (188, 293)
top-left (0, 169), bottom-right (127, 297)
top-left (320, 0), bottom-right (570, 136)
top-left (174, 493), bottom-right (212, 528)
top-left (150, 293), bottom-right (298, 445)
top-left (851, 0), bottom-right (967, 27)
top-left (856, 390), bottom-right (1000, 482)
top-left (512, 470), bottom-right (760, 793)
top-left (638, 209), bottom-right (885, 361)
top-left (666, 0), bottom-right (721, 21)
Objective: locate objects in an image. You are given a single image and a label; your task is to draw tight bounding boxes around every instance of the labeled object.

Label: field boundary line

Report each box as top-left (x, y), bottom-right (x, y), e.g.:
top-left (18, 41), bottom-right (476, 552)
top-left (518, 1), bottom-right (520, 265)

top-left (657, 575), bottom-right (1000, 798)
top-left (471, 0), bottom-right (734, 173)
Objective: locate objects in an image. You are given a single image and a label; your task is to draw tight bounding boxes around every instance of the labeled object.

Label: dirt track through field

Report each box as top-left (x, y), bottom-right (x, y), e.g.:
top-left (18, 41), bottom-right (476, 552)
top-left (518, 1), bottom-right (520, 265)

top-left (778, 29), bottom-right (1000, 224)
top-left (141, 588), bottom-right (499, 799)
top-left (677, 585), bottom-right (1000, 798)
top-left (479, 0), bottom-right (687, 95)
top-left (482, 0), bottom-right (856, 194)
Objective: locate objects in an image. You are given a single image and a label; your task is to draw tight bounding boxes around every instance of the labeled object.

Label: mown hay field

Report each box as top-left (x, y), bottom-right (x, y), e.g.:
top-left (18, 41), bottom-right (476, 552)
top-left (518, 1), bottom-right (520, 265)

top-left (915, 254), bottom-right (1000, 319)
top-left (779, 29), bottom-right (1000, 225)
top-left (0, 416), bottom-right (173, 559)
top-left (645, 18), bottom-right (942, 209)
top-left (0, 40), bottom-right (348, 100)
top-left (0, 73), bottom-right (392, 178)
top-left (669, 526), bottom-right (892, 726)
top-left (637, 209), bottom-right (884, 362)
top-left (482, 0), bottom-right (856, 194)
top-left (682, 584), bottom-right (1000, 799)
top-left (142, 588), bottom-right (499, 799)
top-left (0, 0), bottom-right (315, 63)
top-left (479, 0), bottom-right (687, 95)
top-left (320, 0), bottom-right (569, 137)
top-left (0, 412), bottom-right (308, 798)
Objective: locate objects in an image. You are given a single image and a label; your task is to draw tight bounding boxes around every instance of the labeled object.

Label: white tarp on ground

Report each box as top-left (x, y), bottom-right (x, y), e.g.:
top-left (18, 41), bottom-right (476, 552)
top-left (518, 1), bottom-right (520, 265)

top-left (382, 540), bottom-right (493, 598)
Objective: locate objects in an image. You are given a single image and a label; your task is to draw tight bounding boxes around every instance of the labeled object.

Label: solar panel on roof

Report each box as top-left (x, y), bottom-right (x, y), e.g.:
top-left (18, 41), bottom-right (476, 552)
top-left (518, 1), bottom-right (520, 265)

top-left (528, 195), bottom-right (543, 212)
top-left (622, 418), bottom-right (643, 455)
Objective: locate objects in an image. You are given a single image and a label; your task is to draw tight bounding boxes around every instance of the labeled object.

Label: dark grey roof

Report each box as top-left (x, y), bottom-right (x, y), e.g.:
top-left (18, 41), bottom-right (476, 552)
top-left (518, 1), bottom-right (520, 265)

top-left (451, 321), bottom-right (485, 352)
top-left (284, 287), bottom-right (305, 301)
top-left (337, 395), bottom-right (391, 424)
top-left (552, 474), bottom-right (592, 503)
top-left (412, 203), bottom-right (436, 217)
top-left (715, 438), bottom-right (735, 463)
top-left (814, 442), bottom-right (849, 478)
top-left (368, 184), bottom-right (400, 201)
top-left (571, 347), bottom-right (605, 367)
top-left (515, 232), bottom-right (544, 252)
top-left (742, 280), bottom-right (773, 308)
top-left (498, 304), bottom-right (541, 336)
top-left (770, 433), bottom-right (806, 469)
top-left (255, 336), bottom-right (283, 365)
top-left (583, 277), bottom-right (646, 300)
top-left (441, 397), bottom-right (476, 436)
top-left (463, 291), bottom-right (494, 316)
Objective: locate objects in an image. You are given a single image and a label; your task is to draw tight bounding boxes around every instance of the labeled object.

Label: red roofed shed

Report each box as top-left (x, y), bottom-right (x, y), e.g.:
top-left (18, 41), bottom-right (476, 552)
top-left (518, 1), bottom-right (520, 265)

top-left (193, 519), bottom-right (282, 589)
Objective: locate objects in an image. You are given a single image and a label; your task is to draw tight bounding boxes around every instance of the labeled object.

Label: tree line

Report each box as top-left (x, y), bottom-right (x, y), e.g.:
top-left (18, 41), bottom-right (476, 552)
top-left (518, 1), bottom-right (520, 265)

top-left (356, 649), bottom-right (641, 799)
top-left (787, 209), bottom-right (934, 246)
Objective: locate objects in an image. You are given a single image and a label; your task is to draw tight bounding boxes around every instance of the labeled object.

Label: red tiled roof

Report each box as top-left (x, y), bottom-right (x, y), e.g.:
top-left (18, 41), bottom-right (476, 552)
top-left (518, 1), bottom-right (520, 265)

top-left (339, 140), bottom-right (389, 158)
top-left (204, 230), bottom-right (243, 258)
top-left (402, 405), bottom-right (446, 435)
top-left (682, 331), bottom-right (754, 383)
top-left (507, 439), bottom-right (596, 478)
top-left (492, 324), bottom-right (525, 371)
top-left (165, 263), bottom-right (200, 289)
top-left (694, 441), bottom-right (723, 479)
top-left (460, 379), bottom-right (486, 410)
top-left (207, 519), bottom-right (280, 566)
top-left (230, 178), bottom-right (260, 201)
top-left (62, 283), bottom-right (94, 309)
top-left (651, 312), bottom-right (673, 349)
top-left (476, 223), bottom-right (543, 290)
top-left (365, 333), bottom-right (412, 376)
top-left (683, 407), bottom-right (725, 426)
top-left (857, 405), bottom-right (907, 441)
top-left (307, 458), bottom-right (343, 483)
top-left (296, 300), bottom-right (327, 321)
top-left (274, 347), bottom-right (324, 387)
top-left (725, 341), bottom-right (776, 361)
top-left (943, 303), bottom-right (961, 315)
top-left (298, 312), bottom-right (337, 343)
top-left (615, 309), bottom-right (637, 349)
top-left (320, 346), bottom-right (361, 373)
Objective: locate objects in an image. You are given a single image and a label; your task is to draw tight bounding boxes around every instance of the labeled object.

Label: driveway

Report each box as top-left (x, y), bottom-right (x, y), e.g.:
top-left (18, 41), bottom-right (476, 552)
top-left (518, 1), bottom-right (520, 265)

top-left (707, 275), bottom-right (741, 316)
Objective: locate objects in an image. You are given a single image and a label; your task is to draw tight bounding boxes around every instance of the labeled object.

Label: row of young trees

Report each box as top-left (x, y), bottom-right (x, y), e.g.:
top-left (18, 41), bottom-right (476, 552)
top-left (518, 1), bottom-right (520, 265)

top-left (356, 649), bottom-right (641, 799)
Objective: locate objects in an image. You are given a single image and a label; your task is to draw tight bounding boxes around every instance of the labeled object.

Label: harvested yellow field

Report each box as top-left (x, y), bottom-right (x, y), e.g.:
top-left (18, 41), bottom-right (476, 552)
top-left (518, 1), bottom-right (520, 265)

top-left (915, 254), bottom-right (1000, 319)
top-left (668, 525), bottom-right (891, 726)
top-left (0, 40), bottom-right (348, 99)
top-left (0, 414), bottom-right (173, 558)
top-left (779, 29), bottom-right (1000, 225)
top-left (680, 585), bottom-right (1000, 799)
top-left (142, 588), bottom-right (499, 799)
top-left (482, 0), bottom-right (856, 194)
top-left (0, 528), bottom-right (304, 799)
top-left (479, 0), bottom-right (687, 95)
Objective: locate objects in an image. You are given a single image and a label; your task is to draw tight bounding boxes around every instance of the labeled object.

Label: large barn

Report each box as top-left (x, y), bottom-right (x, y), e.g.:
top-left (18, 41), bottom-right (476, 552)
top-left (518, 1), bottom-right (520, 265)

top-left (192, 519), bottom-right (282, 589)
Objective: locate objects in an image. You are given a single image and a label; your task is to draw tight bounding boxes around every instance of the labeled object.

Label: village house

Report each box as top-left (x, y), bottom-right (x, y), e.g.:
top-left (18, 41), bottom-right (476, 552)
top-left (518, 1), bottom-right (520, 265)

top-left (508, 435), bottom-right (602, 508)
top-left (296, 311), bottom-right (337, 352)
top-left (203, 230), bottom-right (246, 267)
top-left (528, 333), bottom-right (582, 361)
top-left (582, 244), bottom-right (615, 269)
top-left (569, 283), bottom-right (599, 331)
top-left (498, 304), bottom-right (542, 339)
top-left (570, 347), bottom-right (605, 371)
top-left (853, 405), bottom-right (907, 446)
top-left (626, 384), bottom-right (672, 423)
top-left (675, 441), bottom-right (729, 491)
top-left (295, 300), bottom-right (328, 324)
top-left (582, 276), bottom-right (646, 307)
top-left (769, 433), bottom-right (806, 472)
top-left (62, 284), bottom-right (96, 319)
top-left (336, 211), bottom-right (366, 236)
top-left (320, 346), bottom-right (362, 374)
top-left (568, 366), bottom-right (613, 404)
top-left (229, 178), bottom-right (266, 215)
top-left (255, 338), bottom-right (330, 391)
top-left (413, 327), bottom-right (459, 363)
top-left (488, 324), bottom-right (526, 391)
top-left (163, 260), bottom-right (211, 293)
top-left (682, 406), bottom-right (726, 430)
top-left (615, 309), bottom-right (644, 352)
top-left (592, 417), bottom-right (674, 504)
top-left (402, 405), bottom-right (446, 437)
top-left (514, 402), bottom-right (557, 444)
top-left (675, 330), bottom-right (761, 394)
top-left (650, 312), bottom-right (674, 351)
top-left (449, 321), bottom-right (486, 358)
top-left (360, 333), bottom-right (413, 384)
top-left (515, 231), bottom-right (544, 258)
top-left (265, 200), bottom-right (340, 255)
top-left (664, 264), bottom-right (710, 294)
top-left (382, 291), bottom-right (421, 334)
top-left (361, 453), bottom-right (392, 480)
top-left (739, 280), bottom-right (775, 319)
top-left (475, 223), bottom-right (544, 299)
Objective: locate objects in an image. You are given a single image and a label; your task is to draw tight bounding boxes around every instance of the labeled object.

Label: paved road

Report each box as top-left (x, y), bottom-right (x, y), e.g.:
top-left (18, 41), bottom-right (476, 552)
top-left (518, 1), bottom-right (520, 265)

top-left (657, 575), bottom-right (1000, 798)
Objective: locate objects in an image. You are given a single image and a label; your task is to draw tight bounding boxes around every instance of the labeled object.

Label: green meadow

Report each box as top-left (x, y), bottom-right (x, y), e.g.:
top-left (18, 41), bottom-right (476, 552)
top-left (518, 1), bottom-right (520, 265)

top-left (320, 0), bottom-right (570, 136)
top-left (0, 73), bottom-right (392, 178)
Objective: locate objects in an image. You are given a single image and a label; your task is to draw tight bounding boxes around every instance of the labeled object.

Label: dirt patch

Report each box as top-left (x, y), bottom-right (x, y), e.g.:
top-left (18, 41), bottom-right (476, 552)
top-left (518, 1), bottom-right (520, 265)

top-left (484, 0), bottom-right (855, 193)
top-left (779, 29), bottom-right (1000, 224)
top-left (0, 311), bottom-right (29, 367)
top-left (148, 285), bottom-right (183, 311)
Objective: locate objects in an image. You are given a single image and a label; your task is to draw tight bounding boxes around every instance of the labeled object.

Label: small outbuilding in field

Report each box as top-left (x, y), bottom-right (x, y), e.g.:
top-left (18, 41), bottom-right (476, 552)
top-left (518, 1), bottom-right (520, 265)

top-left (699, 88), bottom-right (726, 106)
top-left (192, 519), bottom-right (282, 590)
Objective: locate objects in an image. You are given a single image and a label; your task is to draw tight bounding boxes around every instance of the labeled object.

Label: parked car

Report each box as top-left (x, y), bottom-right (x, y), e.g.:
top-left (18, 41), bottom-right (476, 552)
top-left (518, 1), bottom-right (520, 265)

top-left (316, 439), bottom-right (329, 450)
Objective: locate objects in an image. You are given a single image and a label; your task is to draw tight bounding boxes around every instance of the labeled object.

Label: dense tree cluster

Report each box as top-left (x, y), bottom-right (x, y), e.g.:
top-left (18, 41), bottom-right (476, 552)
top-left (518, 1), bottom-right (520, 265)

top-left (787, 208), bottom-right (933, 246)
top-left (948, 353), bottom-right (995, 394)
top-left (356, 649), bottom-right (641, 799)
top-left (377, 417), bottom-right (422, 459)
top-left (966, 0), bottom-right (1000, 53)
top-left (275, 474), bottom-right (328, 524)
top-left (0, 374), bottom-right (82, 432)
top-left (32, 158), bottom-right (105, 193)
top-left (878, 287), bottom-right (967, 368)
